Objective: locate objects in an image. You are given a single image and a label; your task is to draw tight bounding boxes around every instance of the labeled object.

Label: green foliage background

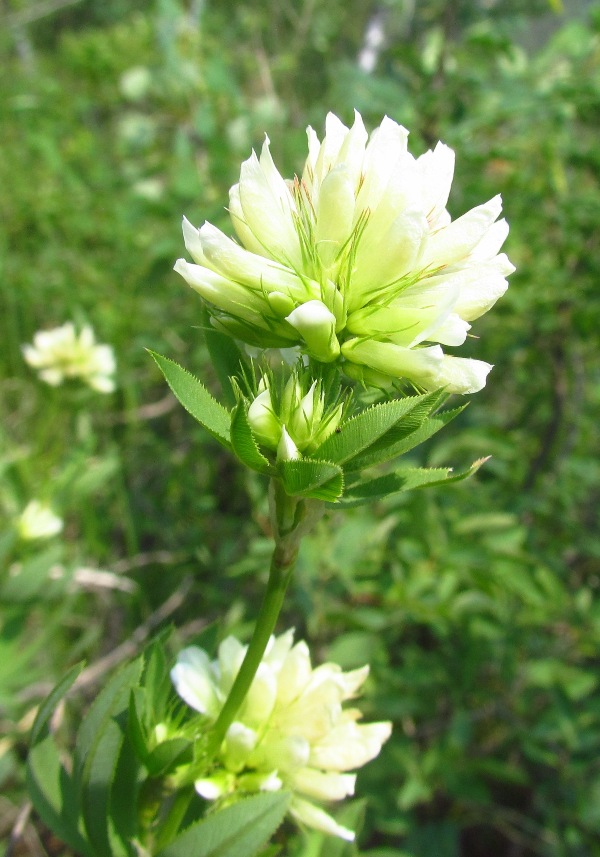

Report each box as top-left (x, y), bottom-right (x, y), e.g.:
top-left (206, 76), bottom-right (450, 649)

top-left (1, 0), bottom-right (600, 854)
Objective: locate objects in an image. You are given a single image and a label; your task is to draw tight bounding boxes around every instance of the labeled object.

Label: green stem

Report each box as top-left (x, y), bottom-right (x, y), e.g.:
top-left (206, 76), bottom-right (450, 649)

top-left (203, 482), bottom-right (323, 761)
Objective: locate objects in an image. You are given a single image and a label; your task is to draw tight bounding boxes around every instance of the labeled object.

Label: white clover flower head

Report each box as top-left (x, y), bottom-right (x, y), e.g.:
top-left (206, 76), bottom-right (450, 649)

top-left (17, 500), bottom-right (63, 541)
top-left (171, 630), bottom-right (392, 842)
top-left (175, 110), bottom-right (514, 393)
top-left (22, 322), bottom-right (116, 393)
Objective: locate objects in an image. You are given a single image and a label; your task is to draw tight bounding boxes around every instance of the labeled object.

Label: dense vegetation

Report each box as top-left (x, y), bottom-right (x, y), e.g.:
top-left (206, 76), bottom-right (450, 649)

top-left (1, 0), bottom-right (599, 854)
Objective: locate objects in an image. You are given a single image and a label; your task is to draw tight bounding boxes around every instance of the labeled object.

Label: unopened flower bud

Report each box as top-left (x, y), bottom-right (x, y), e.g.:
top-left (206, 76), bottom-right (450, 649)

top-left (286, 301), bottom-right (340, 363)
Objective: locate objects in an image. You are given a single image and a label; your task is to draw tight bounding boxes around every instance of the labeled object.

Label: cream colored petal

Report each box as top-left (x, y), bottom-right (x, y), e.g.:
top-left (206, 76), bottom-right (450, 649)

top-left (173, 259), bottom-right (271, 326)
top-left (229, 183), bottom-right (268, 256)
top-left (419, 195), bottom-right (503, 269)
top-left (199, 222), bottom-right (312, 301)
top-left (182, 216), bottom-right (206, 264)
top-left (350, 209), bottom-right (427, 304)
top-left (416, 141), bottom-right (455, 227)
top-left (277, 640), bottom-right (313, 705)
top-left (430, 355), bottom-right (493, 394)
top-left (218, 635), bottom-right (247, 694)
top-left (239, 662), bottom-right (278, 728)
top-left (289, 767), bottom-right (356, 802)
top-left (251, 733), bottom-right (311, 773)
top-left (312, 112), bottom-right (349, 194)
top-left (334, 110), bottom-right (368, 189)
top-left (342, 339), bottom-right (444, 389)
top-left (309, 719), bottom-right (392, 772)
top-left (421, 313), bottom-right (471, 346)
top-left (315, 166), bottom-right (356, 269)
top-left (355, 116), bottom-right (410, 217)
top-left (171, 647), bottom-right (220, 719)
top-left (289, 797), bottom-right (355, 841)
top-left (468, 217), bottom-right (510, 261)
top-left (238, 144), bottom-right (302, 267)
top-left (264, 629), bottom-right (296, 675)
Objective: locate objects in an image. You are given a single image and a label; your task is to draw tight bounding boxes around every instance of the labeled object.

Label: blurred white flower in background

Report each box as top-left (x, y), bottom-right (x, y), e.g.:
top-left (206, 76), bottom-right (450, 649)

top-left (22, 322), bottom-right (116, 393)
top-left (171, 629), bottom-right (392, 841)
top-left (176, 110), bottom-right (513, 394)
top-left (17, 500), bottom-right (63, 541)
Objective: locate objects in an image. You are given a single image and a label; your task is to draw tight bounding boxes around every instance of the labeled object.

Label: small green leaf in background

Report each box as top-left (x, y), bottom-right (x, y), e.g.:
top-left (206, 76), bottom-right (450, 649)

top-left (75, 659), bottom-right (144, 856)
top-left (156, 791), bottom-right (291, 857)
top-left (27, 663), bottom-right (91, 857)
top-left (149, 350), bottom-right (232, 447)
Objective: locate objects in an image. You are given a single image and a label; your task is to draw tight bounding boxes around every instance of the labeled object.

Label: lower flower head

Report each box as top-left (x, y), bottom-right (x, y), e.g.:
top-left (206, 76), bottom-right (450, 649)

top-left (171, 630), bottom-right (392, 841)
top-left (22, 322), bottom-right (116, 393)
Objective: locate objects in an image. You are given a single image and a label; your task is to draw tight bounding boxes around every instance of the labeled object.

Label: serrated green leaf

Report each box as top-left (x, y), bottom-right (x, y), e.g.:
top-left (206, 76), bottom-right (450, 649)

top-left (109, 734), bottom-right (141, 856)
top-left (146, 737), bottom-right (192, 776)
top-left (27, 663), bottom-right (91, 857)
top-left (149, 351), bottom-right (231, 447)
top-left (230, 400), bottom-right (273, 474)
top-left (349, 404), bottom-right (467, 471)
top-left (313, 392), bottom-right (439, 467)
top-left (280, 459), bottom-right (344, 501)
top-left (75, 659), bottom-right (144, 857)
top-left (202, 306), bottom-right (250, 408)
top-left (156, 791), bottom-right (291, 857)
top-left (335, 459), bottom-right (488, 507)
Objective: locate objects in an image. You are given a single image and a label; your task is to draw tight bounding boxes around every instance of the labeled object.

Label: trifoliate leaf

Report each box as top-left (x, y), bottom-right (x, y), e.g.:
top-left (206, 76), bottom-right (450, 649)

top-left (349, 403), bottom-right (467, 471)
top-left (335, 458), bottom-right (489, 507)
top-left (312, 392), bottom-right (437, 466)
top-left (149, 351), bottom-right (231, 447)
top-left (156, 791), bottom-right (291, 857)
top-left (280, 459), bottom-right (344, 501)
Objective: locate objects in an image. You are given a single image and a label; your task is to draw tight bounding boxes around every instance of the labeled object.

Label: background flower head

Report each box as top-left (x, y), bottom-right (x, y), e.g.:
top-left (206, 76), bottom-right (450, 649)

top-left (171, 630), bottom-right (391, 841)
top-left (22, 322), bottom-right (116, 393)
top-left (176, 111), bottom-right (513, 393)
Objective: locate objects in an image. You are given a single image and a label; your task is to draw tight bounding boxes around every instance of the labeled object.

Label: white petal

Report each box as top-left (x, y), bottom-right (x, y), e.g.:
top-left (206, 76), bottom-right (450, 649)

top-left (182, 216), bottom-right (206, 264)
top-left (430, 355), bottom-right (493, 394)
top-left (350, 210), bottom-right (428, 304)
top-left (277, 640), bottom-right (313, 705)
top-left (289, 797), bottom-right (355, 841)
top-left (173, 259), bottom-right (271, 326)
top-left (468, 217), bottom-right (510, 261)
top-left (315, 166), bottom-right (356, 269)
top-left (416, 141), bottom-right (455, 228)
top-left (421, 312), bottom-right (471, 346)
top-left (238, 143), bottom-right (302, 267)
top-left (239, 662), bottom-right (278, 727)
top-left (333, 110), bottom-right (368, 189)
top-left (289, 767), bottom-right (356, 801)
top-left (341, 339), bottom-right (444, 388)
top-left (171, 647), bottom-right (220, 718)
top-left (310, 719), bottom-right (392, 772)
top-left (419, 195), bottom-right (503, 269)
top-left (356, 116), bottom-right (409, 217)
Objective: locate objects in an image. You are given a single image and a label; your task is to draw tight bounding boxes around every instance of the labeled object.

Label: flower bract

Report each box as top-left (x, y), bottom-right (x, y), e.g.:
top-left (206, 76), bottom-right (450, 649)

top-left (175, 111), bottom-right (513, 393)
top-left (171, 630), bottom-right (392, 841)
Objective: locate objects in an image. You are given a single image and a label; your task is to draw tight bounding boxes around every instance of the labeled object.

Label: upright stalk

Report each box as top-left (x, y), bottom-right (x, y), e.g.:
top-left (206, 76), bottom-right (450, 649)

top-left (204, 480), bottom-right (323, 761)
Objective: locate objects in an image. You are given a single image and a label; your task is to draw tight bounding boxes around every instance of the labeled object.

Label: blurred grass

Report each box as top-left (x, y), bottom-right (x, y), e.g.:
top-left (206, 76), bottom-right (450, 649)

top-left (1, 0), bottom-right (600, 855)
